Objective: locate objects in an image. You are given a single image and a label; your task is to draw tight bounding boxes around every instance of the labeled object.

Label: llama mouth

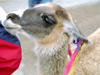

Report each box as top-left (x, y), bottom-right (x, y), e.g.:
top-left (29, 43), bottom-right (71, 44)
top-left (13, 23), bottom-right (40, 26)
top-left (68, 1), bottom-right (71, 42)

top-left (5, 26), bottom-right (22, 31)
top-left (5, 25), bottom-right (22, 30)
top-left (5, 27), bottom-right (18, 29)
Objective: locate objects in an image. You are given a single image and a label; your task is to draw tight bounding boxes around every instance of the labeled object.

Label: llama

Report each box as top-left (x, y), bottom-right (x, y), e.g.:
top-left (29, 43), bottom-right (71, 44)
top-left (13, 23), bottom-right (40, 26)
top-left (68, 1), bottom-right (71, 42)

top-left (3, 3), bottom-right (95, 75)
top-left (74, 28), bottom-right (100, 75)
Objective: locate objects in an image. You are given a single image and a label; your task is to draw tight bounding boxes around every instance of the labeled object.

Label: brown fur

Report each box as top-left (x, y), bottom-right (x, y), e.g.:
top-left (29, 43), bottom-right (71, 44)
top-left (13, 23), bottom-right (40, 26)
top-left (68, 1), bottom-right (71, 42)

top-left (74, 28), bottom-right (100, 75)
top-left (4, 3), bottom-right (92, 75)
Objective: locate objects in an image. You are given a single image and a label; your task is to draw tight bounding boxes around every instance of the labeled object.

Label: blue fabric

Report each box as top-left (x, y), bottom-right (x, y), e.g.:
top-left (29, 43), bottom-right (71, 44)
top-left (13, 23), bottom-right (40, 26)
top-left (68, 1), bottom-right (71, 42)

top-left (28, 0), bottom-right (53, 8)
top-left (0, 21), bottom-right (21, 46)
top-left (38, 0), bottom-right (53, 3)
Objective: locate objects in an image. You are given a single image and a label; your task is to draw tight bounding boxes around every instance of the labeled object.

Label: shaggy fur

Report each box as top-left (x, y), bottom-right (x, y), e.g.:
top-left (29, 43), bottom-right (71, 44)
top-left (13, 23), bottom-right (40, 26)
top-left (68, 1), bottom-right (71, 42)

top-left (74, 28), bottom-right (100, 75)
top-left (3, 3), bottom-right (93, 75)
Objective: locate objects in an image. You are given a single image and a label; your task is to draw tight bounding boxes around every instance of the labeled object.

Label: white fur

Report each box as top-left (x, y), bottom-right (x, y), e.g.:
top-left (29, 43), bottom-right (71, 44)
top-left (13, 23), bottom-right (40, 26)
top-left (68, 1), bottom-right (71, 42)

top-left (0, 7), bottom-right (7, 24)
top-left (11, 9), bottom-right (26, 18)
top-left (4, 19), bottom-right (22, 28)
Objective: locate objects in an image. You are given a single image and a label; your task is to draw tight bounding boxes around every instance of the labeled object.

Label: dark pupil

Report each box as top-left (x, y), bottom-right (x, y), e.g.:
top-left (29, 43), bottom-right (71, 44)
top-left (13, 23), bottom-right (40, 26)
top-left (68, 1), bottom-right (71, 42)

top-left (43, 16), bottom-right (54, 24)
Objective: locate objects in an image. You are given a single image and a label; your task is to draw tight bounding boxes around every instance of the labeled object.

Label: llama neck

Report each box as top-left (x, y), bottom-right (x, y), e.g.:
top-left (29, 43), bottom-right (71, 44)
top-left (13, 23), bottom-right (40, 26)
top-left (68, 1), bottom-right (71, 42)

top-left (35, 33), bottom-right (69, 56)
top-left (35, 34), bottom-right (69, 75)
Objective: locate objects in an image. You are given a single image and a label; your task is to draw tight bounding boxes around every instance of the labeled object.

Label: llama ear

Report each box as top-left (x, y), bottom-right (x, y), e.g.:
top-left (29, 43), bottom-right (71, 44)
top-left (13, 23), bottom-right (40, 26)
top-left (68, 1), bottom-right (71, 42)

top-left (63, 20), bottom-right (92, 43)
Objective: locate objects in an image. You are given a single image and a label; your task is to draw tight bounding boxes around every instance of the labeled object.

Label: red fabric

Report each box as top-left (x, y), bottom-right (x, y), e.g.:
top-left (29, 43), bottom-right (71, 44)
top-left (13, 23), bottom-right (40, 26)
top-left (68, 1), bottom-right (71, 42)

top-left (63, 50), bottom-right (77, 75)
top-left (0, 39), bottom-right (22, 75)
top-left (68, 44), bottom-right (72, 57)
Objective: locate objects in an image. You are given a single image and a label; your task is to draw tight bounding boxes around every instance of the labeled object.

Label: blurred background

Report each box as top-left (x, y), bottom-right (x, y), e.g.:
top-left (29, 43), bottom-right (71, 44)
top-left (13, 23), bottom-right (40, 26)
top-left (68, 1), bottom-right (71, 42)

top-left (0, 0), bottom-right (100, 12)
top-left (0, 0), bottom-right (100, 75)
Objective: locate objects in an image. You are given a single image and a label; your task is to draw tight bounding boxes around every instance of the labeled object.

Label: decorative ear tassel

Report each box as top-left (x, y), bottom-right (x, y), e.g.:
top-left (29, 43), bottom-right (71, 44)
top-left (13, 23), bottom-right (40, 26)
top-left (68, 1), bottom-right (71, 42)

top-left (73, 40), bottom-right (77, 44)
top-left (63, 38), bottom-right (82, 75)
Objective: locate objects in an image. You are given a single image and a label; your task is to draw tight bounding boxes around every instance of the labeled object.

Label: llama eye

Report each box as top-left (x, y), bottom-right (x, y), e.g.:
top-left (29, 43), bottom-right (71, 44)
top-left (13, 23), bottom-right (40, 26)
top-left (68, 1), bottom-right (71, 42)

top-left (43, 16), bottom-right (54, 24)
top-left (42, 15), bottom-right (55, 25)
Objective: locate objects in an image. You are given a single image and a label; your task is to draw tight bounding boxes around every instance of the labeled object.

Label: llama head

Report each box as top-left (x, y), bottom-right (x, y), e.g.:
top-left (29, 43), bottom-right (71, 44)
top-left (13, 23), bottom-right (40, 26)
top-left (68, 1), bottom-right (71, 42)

top-left (4, 3), bottom-right (91, 43)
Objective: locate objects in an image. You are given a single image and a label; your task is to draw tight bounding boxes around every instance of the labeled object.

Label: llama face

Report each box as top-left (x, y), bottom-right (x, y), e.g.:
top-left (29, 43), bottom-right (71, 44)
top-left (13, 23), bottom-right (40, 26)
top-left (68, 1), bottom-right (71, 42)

top-left (4, 3), bottom-right (90, 43)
